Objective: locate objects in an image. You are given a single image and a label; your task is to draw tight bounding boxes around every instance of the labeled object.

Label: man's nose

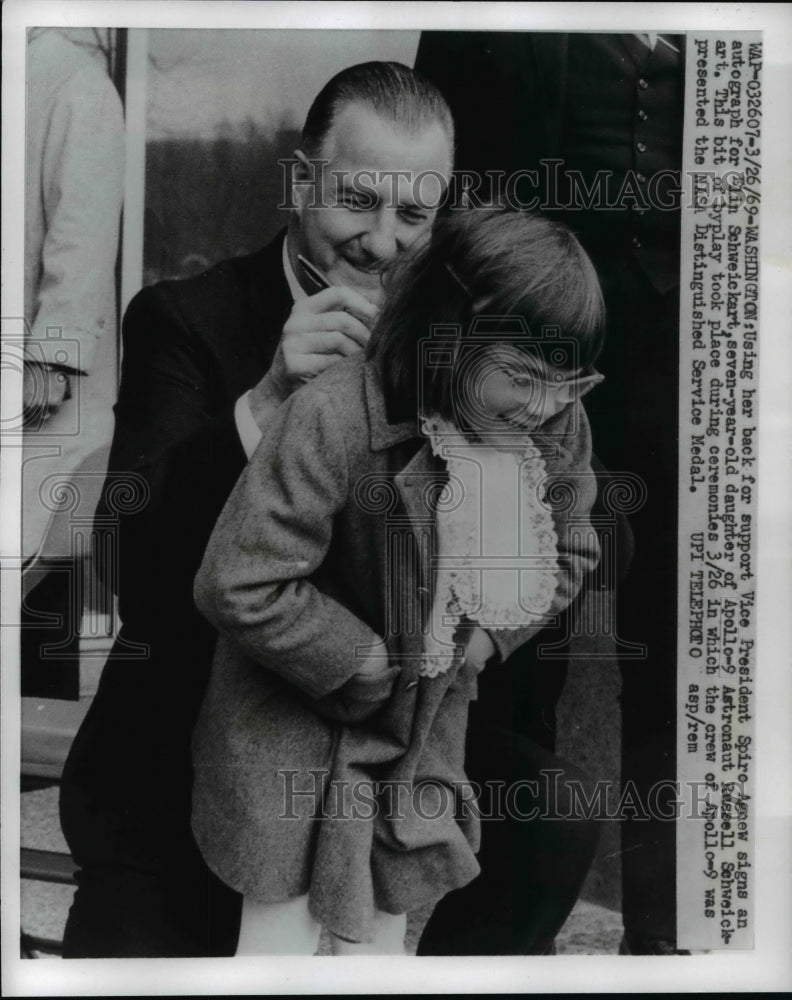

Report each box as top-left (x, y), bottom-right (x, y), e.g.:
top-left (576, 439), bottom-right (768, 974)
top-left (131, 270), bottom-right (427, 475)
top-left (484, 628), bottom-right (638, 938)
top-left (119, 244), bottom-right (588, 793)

top-left (360, 208), bottom-right (399, 262)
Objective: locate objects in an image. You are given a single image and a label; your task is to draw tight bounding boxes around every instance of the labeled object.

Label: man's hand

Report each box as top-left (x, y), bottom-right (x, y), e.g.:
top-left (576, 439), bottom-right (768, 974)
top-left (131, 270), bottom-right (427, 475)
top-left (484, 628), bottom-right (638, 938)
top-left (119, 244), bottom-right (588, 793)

top-left (248, 286), bottom-right (378, 430)
top-left (22, 362), bottom-right (70, 426)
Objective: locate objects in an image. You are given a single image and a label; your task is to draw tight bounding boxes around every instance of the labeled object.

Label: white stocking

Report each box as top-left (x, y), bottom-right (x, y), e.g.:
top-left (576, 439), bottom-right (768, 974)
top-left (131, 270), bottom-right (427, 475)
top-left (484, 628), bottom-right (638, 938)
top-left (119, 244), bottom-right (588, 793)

top-left (329, 911), bottom-right (407, 956)
top-left (236, 893), bottom-right (322, 955)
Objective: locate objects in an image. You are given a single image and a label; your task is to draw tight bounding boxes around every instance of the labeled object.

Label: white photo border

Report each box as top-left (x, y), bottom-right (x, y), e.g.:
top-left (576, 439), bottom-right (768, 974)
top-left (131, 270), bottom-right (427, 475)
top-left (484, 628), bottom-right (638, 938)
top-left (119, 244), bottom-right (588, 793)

top-left (2, 1), bottom-right (790, 995)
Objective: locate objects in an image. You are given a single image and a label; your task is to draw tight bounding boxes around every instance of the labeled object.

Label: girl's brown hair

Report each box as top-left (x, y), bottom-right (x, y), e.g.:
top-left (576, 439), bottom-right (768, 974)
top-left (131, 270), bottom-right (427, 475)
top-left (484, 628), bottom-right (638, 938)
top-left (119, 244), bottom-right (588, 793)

top-left (368, 208), bottom-right (605, 422)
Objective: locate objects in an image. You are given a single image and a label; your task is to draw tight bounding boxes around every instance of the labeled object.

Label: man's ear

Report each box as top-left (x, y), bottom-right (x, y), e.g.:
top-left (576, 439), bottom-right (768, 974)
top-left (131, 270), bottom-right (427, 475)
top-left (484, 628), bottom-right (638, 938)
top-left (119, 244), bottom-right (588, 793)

top-left (292, 149), bottom-right (322, 216)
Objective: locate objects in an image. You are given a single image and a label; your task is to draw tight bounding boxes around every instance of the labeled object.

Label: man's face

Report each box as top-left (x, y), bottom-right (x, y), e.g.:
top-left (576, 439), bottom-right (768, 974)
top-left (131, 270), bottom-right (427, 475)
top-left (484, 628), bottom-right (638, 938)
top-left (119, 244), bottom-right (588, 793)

top-left (293, 102), bottom-right (453, 304)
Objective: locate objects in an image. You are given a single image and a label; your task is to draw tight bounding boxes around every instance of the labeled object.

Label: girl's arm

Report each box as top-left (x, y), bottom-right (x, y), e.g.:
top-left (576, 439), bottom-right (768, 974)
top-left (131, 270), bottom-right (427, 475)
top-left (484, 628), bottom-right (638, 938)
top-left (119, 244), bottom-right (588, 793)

top-left (194, 382), bottom-right (397, 709)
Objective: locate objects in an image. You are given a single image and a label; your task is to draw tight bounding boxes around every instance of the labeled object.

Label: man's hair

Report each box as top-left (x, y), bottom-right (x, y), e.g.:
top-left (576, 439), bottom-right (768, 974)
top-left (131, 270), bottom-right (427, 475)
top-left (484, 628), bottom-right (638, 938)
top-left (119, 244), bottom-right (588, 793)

top-left (368, 208), bottom-right (606, 423)
top-left (301, 61), bottom-right (454, 160)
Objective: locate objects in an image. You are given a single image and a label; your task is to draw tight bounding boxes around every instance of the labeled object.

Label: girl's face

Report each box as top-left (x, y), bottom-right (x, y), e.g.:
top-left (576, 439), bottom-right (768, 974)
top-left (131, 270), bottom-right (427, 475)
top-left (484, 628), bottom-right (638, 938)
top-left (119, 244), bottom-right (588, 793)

top-left (456, 344), bottom-right (602, 447)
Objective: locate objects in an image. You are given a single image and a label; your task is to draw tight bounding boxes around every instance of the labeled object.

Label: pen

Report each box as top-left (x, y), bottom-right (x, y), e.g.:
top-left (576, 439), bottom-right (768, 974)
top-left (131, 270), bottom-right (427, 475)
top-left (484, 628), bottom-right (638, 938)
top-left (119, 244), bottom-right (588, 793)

top-left (297, 254), bottom-right (332, 292)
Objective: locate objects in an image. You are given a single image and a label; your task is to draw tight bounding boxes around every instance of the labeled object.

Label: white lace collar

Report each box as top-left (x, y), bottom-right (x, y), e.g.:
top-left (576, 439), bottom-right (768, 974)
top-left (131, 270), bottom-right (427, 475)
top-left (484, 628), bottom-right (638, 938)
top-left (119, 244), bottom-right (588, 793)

top-left (418, 415), bottom-right (561, 677)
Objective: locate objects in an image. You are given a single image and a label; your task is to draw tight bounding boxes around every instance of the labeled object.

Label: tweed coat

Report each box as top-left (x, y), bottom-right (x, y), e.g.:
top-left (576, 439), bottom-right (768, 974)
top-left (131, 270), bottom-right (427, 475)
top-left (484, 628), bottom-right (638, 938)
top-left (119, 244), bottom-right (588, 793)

top-left (191, 353), bottom-right (600, 943)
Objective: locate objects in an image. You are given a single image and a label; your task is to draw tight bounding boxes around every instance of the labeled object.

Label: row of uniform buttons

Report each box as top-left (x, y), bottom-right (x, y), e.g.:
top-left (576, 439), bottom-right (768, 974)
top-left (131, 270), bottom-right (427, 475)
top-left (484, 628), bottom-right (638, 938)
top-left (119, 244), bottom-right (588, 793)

top-left (634, 77), bottom-right (650, 248)
top-left (637, 77), bottom-right (649, 150)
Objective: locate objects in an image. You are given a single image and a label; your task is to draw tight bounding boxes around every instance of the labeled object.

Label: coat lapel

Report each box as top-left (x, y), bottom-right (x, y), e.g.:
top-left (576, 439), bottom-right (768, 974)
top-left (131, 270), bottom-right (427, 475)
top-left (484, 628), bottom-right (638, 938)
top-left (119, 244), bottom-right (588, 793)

top-left (394, 444), bottom-right (442, 654)
top-left (362, 364), bottom-right (443, 653)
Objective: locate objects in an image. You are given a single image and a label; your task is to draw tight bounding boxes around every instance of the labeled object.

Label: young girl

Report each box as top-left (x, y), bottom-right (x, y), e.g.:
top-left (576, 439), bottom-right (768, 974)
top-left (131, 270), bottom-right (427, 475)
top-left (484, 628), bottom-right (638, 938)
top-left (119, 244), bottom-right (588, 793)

top-left (191, 209), bottom-right (605, 955)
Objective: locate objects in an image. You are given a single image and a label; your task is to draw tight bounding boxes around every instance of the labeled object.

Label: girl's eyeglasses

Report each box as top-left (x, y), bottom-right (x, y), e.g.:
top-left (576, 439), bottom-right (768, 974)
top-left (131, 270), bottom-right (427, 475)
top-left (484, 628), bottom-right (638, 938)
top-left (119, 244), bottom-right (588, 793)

top-left (497, 352), bottom-right (605, 405)
top-left (506, 366), bottom-right (605, 395)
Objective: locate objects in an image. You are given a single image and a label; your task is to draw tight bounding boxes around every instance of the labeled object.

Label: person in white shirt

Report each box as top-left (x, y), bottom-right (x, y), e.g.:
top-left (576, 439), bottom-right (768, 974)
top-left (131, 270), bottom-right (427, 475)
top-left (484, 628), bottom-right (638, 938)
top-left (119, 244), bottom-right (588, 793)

top-left (24, 28), bottom-right (124, 423)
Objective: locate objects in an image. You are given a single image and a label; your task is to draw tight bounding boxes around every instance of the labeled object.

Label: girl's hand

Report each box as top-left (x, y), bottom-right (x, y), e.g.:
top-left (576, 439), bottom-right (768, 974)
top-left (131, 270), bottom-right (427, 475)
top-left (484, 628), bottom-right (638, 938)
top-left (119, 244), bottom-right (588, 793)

top-left (353, 639), bottom-right (390, 676)
top-left (463, 627), bottom-right (497, 671)
top-left (313, 638), bottom-right (399, 724)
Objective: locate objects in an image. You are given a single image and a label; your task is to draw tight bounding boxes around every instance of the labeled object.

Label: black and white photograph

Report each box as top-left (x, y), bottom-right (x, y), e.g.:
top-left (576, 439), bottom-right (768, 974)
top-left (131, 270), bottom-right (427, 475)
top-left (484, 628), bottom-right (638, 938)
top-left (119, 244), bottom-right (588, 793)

top-left (2, 2), bottom-right (790, 995)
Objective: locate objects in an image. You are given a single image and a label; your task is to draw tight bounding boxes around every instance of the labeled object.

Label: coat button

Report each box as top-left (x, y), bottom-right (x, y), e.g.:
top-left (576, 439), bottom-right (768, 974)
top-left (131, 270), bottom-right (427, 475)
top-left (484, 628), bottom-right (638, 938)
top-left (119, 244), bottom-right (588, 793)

top-left (636, 141), bottom-right (647, 153)
top-left (632, 237), bottom-right (642, 249)
top-left (638, 108), bottom-right (648, 120)
top-left (638, 78), bottom-right (648, 89)
top-left (636, 172), bottom-right (646, 183)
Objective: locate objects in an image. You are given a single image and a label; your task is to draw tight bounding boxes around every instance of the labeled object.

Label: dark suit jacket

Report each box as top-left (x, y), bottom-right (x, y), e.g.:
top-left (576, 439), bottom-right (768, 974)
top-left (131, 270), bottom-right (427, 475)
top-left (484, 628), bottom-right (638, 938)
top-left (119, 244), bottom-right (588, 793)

top-left (60, 232), bottom-right (292, 867)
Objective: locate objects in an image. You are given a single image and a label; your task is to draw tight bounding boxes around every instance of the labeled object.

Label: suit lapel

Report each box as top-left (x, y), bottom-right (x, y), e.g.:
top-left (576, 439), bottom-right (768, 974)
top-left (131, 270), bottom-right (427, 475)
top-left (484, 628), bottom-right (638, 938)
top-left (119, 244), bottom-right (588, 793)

top-left (241, 229), bottom-right (293, 370)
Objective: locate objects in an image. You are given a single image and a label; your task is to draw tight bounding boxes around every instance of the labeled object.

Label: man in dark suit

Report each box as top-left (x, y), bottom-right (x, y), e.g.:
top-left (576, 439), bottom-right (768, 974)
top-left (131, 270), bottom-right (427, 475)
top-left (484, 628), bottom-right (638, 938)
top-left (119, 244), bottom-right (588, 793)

top-left (60, 57), bottom-right (600, 958)
top-left (59, 60), bottom-right (457, 958)
top-left (415, 31), bottom-right (685, 954)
